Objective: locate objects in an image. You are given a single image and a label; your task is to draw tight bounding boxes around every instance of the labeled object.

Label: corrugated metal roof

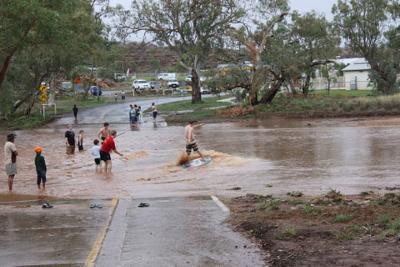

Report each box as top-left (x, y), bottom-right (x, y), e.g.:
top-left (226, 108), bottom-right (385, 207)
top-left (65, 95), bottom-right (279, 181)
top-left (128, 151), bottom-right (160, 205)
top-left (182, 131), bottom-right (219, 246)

top-left (342, 60), bottom-right (371, 72)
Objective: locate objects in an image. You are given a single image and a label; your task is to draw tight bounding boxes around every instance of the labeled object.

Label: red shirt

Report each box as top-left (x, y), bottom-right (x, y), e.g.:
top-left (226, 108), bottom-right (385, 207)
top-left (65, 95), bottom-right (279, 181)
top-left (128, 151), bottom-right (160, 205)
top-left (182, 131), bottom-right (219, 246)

top-left (101, 136), bottom-right (116, 153)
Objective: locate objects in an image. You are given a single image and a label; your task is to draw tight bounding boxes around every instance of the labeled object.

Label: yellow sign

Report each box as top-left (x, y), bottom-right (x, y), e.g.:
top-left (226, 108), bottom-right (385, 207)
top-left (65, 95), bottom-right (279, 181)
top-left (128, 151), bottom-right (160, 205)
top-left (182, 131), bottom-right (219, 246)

top-left (39, 85), bottom-right (48, 104)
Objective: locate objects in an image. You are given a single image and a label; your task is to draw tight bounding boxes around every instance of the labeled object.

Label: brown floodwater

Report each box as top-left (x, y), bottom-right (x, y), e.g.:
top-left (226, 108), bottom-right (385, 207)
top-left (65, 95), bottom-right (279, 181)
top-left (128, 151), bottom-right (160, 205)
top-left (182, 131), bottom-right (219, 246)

top-left (2, 100), bottom-right (400, 199)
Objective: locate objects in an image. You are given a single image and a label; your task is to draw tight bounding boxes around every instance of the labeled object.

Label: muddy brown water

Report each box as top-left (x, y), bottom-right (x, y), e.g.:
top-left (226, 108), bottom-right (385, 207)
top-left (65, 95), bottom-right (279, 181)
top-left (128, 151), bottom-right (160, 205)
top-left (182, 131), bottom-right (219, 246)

top-left (2, 101), bottom-right (400, 199)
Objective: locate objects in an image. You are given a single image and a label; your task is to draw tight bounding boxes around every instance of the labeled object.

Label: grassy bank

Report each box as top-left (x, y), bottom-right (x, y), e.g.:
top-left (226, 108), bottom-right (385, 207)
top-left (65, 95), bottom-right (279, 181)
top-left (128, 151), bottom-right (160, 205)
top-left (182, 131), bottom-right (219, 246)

top-left (155, 96), bottom-right (235, 124)
top-left (255, 91), bottom-right (400, 118)
top-left (226, 191), bottom-right (400, 266)
top-left (2, 97), bottom-right (113, 130)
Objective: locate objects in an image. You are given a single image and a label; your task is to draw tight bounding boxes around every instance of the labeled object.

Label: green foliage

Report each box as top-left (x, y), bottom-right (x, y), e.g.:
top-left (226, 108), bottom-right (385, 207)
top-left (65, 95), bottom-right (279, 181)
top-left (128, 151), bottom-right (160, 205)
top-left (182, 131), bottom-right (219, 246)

top-left (333, 214), bottom-right (353, 223)
top-left (0, 0), bottom-right (106, 117)
top-left (303, 204), bottom-right (321, 216)
top-left (276, 226), bottom-right (298, 240)
top-left (333, 0), bottom-right (400, 93)
top-left (256, 199), bottom-right (281, 211)
top-left (117, 0), bottom-right (245, 103)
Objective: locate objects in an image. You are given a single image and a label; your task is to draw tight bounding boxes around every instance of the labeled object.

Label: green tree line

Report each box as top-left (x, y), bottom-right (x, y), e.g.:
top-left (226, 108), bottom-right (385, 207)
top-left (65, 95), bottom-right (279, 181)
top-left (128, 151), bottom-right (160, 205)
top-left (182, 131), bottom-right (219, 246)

top-left (1, 0), bottom-right (400, 117)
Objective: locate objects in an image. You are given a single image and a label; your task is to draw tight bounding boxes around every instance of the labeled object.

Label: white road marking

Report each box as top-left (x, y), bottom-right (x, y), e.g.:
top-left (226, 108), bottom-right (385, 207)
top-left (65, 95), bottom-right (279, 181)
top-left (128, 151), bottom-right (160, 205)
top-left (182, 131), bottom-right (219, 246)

top-left (211, 195), bottom-right (230, 213)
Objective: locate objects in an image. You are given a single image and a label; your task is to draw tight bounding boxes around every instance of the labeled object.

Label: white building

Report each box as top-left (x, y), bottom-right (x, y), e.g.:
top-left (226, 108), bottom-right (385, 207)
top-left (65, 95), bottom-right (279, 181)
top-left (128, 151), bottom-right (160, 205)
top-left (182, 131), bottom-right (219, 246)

top-left (341, 58), bottom-right (372, 90)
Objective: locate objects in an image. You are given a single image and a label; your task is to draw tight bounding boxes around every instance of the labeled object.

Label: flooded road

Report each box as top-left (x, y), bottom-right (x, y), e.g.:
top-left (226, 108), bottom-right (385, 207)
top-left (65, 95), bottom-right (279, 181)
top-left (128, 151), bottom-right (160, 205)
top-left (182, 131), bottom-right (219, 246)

top-left (2, 98), bottom-right (400, 199)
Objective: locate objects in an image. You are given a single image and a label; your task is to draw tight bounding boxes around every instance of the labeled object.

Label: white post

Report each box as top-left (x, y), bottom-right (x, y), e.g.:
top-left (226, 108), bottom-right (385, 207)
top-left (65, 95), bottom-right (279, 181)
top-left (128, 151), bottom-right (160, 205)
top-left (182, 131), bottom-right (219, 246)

top-left (42, 105), bottom-right (45, 118)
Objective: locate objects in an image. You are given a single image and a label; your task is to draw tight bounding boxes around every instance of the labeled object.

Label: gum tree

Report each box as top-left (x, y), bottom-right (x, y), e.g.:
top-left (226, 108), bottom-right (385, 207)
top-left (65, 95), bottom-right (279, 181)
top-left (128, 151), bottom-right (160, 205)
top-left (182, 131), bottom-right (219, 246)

top-left (333, 0), bottom-right (400, 93)
top-left (115, 0), bottom-right (244, 103)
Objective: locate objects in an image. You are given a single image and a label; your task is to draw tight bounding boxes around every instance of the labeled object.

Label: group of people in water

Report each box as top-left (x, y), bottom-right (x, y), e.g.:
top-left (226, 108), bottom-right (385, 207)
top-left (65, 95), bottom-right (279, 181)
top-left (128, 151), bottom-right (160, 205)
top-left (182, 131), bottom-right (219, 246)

top-left (3, 101), bottom-right (206, 193)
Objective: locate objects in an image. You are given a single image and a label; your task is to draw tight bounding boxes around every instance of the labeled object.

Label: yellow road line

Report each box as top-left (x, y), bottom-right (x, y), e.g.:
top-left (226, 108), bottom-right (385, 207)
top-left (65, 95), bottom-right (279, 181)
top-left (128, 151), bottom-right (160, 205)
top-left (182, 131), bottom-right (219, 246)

top-left (84, 197), bottom-right (119, 267)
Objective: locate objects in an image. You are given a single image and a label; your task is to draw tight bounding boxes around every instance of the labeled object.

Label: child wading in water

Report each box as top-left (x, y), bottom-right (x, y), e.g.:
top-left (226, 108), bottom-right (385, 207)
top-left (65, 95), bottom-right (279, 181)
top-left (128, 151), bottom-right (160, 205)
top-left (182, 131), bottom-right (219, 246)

top-left (90, 139), bottom-right (101, 171)
top-left (78, 130), bottom-right (84, 151)
top-left (34, 146), bottom-right (47, 190)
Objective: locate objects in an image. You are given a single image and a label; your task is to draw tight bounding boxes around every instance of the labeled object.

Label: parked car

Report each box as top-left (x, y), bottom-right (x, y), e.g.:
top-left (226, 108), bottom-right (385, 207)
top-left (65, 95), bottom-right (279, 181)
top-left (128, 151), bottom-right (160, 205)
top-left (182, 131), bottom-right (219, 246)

top-left (132, 80), bottom-right (151, 91)
top-left (90, 86), bottom-right (102, 96)
top-left (150, 81), bottom-right (161, 89)
top-left (168, 80), bottom-right (180, 88)
top-left (157, 73), bottom-right (176, 81)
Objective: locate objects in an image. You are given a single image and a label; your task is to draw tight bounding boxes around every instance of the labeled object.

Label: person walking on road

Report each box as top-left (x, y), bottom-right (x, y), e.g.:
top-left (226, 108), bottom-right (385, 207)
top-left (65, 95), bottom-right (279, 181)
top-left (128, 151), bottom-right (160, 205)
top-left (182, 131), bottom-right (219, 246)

top-left (184, 121), bottom-right (205, 160)
top-left (4, 133), bottom-right (18, 191)
top-left (100, 130), bottom-right (123, 172)
top-left (73, 104), bottom-right (78, 120)
top-left (151, 102), bottom-right (158, 121)
top-left (65, 125), bottom-right (76, 155)
top-left (34, 146), bottom-right (47, 190)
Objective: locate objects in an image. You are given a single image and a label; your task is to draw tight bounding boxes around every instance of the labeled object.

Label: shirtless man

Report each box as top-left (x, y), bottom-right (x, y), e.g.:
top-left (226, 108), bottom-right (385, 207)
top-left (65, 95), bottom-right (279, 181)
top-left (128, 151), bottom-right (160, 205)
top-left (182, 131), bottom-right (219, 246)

top-left (100, 130), bottom-right (123, 172)
top-left (184, 120), bottom-right (204, 159)
top-left (97, 122), bottom-right (110, 143)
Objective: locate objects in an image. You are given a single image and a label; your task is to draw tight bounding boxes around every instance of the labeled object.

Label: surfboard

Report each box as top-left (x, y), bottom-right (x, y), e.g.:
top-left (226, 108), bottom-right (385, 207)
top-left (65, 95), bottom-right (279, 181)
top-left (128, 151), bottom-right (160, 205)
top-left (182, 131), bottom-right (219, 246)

top-left (183, 156), bottom-right (212, 168)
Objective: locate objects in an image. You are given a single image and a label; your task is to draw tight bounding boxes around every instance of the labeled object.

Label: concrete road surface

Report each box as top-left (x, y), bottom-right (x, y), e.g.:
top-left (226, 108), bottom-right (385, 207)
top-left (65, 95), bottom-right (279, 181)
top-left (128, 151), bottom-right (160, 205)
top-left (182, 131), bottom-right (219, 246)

top-left (96, 197), bottom-right (265, 267)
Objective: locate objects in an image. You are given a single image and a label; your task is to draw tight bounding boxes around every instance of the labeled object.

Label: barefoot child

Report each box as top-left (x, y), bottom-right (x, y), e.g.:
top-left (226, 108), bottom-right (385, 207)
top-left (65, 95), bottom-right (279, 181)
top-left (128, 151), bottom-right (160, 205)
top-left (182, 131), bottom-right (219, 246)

top-left (184, 120), bottom-right (205, 160)
top-left (34, 146), bottom-right (47, 190)
top-left (78, 130), bottom-right (84, 151)
top-left (90, 139), bottom-right (101, 171)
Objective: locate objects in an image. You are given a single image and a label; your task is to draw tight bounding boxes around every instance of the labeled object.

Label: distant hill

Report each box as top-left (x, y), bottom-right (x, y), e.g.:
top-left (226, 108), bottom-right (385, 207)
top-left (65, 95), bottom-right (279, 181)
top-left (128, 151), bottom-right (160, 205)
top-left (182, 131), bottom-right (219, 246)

top-left (123, 42), bottom-right (249, 73)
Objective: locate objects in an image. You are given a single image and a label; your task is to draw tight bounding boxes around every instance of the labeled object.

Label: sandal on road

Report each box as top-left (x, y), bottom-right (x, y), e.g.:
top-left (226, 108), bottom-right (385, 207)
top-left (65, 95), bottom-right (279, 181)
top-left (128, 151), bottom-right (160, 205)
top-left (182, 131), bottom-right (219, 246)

top-left (138, 202), bottom-right (150, 208)
top-left (42, 202), bottom-right (53, 209)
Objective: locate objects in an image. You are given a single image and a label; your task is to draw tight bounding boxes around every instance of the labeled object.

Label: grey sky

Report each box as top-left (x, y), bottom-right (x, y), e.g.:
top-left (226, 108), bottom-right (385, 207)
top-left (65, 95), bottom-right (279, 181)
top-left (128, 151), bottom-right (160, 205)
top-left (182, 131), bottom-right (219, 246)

top-left (110, 0), bottom-right (338, 19)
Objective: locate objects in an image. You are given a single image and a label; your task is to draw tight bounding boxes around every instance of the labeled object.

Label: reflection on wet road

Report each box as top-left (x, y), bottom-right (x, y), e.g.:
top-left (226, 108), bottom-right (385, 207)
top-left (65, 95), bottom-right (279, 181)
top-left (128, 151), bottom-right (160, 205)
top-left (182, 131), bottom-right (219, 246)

top-left (2, 98), bottom-right (400, 199)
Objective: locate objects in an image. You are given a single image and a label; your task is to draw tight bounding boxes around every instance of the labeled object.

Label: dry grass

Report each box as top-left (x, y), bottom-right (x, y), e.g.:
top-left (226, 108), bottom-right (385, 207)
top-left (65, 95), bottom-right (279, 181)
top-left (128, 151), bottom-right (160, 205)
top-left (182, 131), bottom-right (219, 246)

top-left (217, 105), bottom-right (255, 117)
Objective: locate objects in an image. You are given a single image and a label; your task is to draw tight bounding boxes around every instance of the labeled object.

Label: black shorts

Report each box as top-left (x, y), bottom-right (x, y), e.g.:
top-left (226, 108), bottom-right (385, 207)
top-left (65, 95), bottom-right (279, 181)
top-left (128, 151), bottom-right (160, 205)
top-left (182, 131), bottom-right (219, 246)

top-left (94, 158), bottom-right (101, 165)
top-left (37, 173), bottom-right (46, 185)
top-left (152, 111), bottom-right (158, 119)
top-left (100, 150), bottom-right (111, 161)
top-left (186, 142), bottom-right (199, 154)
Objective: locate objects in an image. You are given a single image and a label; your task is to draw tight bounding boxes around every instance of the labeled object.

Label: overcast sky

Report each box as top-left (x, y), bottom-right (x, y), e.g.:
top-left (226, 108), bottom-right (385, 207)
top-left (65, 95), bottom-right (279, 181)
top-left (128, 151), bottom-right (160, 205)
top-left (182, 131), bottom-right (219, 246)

top-left (109, 0), bottom-right (337, 19)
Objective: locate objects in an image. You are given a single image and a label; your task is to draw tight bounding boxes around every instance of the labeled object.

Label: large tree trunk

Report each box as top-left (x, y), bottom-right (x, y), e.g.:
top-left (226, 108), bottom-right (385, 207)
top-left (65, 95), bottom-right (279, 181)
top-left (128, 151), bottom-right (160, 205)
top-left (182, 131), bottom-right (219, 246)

top-left (0, 53), bottom-right (15, 91)
top-left (191, 68), bottom-right (201, 104)
top-left (302, 73), bottom-right (311, 96)
top-left (260, 78), bottom-right (285, 104)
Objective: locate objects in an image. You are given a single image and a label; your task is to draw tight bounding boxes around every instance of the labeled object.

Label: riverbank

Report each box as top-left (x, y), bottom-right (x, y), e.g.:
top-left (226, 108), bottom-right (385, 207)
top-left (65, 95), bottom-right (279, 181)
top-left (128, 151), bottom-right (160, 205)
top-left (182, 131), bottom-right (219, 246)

top-left (157, 90), bottom-right (400, 124)
top-left (224, 191), bottom-right (400, 266)
top-left (0, 97), bottom-right (114, 130)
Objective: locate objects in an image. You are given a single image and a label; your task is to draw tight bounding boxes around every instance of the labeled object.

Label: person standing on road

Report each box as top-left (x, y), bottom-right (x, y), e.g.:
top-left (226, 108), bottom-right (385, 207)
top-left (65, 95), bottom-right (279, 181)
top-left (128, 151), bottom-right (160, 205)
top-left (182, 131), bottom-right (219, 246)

top-left (98, 122), bottom-right (110, 143)
top-left (34, 146), bottom-right (47, 190)
top-left (184, 120), bottom-right (205, 160)
top-left (73, 104), bottom-right (78, 120)
top-left (114, 92), bottom-right (118, 102)
top-left (65, 125), bottom-right (76, 155)
top-left (151, 102), bottom-right (158, 121)
top-left (4, 133), bottom-right (18, 191)
top-left (77, 130), bottom-right (84, 151)
top-left (100, 130), bottom-right (123, 172)
top-left (89, 139), bottom-right (101, 172)
top-left (129, 105), bottom-right (134, 124)
top-left (121, 90), bottom-right (126, 101)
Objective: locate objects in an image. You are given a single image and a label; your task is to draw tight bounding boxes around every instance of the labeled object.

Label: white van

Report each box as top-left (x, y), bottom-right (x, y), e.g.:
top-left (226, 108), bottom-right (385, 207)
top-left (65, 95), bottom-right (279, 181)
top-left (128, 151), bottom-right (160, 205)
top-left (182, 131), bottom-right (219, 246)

top-left (157, 73), bottom-right (176, 81)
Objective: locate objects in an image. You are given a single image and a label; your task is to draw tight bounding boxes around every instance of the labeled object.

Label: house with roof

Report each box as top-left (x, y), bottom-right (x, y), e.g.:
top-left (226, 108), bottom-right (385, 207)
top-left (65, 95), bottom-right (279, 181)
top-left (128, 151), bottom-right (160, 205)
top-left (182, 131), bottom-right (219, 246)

top-left (341, 58), bottom-right (372, 90)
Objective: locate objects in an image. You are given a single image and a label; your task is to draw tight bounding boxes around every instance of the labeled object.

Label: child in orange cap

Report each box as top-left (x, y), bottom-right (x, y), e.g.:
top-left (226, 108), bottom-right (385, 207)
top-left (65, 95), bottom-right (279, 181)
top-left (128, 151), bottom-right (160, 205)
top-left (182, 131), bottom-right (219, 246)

top-left (34, 146), bottom-right (47, 190)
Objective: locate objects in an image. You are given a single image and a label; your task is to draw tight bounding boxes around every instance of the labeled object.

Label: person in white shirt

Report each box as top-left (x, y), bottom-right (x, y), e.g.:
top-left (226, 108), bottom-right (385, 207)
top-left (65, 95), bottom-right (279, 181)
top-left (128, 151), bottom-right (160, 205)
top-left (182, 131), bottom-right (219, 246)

top-left (4, 133), bottom-right (18, 191)
top-left (90, 139), bottom-right (101, 171)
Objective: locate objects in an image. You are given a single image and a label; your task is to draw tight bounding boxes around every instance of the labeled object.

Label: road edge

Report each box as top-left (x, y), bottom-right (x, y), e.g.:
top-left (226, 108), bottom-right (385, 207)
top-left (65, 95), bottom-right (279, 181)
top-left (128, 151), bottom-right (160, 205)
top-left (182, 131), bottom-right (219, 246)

top-left (84, 197), bottom-right (119, 267)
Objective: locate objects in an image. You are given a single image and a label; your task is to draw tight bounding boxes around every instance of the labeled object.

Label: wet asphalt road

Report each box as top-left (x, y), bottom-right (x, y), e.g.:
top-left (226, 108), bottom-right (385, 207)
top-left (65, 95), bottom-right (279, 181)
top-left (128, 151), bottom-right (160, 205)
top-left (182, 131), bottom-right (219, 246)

top-left (0, 199), bottom-right (112, 267)
top-left (97, 197), bottom-right (264, 267)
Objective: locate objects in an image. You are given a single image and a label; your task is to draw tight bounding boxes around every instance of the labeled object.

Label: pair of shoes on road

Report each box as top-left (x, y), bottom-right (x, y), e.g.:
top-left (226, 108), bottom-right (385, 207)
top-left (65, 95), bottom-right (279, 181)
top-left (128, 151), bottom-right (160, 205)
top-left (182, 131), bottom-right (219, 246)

top-left (90, 203), bottom-right (103, 209)
top-left (138, 202), bottom-right (150, 208)
top-left (42, 202), bottom-right (53, 209)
